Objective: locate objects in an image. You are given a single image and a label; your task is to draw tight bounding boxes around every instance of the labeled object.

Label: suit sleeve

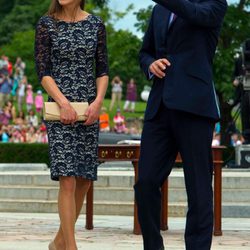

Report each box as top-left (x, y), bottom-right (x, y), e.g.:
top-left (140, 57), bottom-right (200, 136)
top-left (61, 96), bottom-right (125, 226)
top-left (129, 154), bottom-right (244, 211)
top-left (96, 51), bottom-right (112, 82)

top-left (139, 7), bottom-right (156, 81)
top-left (152, 0), bottom-right (227, 28)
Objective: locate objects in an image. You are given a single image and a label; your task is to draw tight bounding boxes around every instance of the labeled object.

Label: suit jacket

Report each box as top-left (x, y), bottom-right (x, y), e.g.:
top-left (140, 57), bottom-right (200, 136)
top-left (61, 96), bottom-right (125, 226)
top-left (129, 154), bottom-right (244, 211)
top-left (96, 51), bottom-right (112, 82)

top-left (139, 0), bottom-right (227, 121)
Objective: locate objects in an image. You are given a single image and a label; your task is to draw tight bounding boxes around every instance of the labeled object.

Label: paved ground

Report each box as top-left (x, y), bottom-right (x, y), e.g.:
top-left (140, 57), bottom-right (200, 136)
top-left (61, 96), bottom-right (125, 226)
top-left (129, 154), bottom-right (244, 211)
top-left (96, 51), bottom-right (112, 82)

top-left (0, 213), bottom-right (250, 250)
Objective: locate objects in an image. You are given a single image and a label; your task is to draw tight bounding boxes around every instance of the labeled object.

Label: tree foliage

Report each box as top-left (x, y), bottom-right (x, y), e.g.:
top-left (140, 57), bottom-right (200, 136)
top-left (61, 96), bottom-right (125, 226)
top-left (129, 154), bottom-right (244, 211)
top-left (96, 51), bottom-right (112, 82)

top-left (106, 28), bottom-right (147, 97)
top-left (0, 0), bottom-right (147, 98)
top-left (134, 5), bottom-right (153, 34)
top-left (1, 30), bottom-right (37, 86)
top-left (0, 0), bottom-right (15, 20)
top-left (0, 0), bottom-right (109, 45)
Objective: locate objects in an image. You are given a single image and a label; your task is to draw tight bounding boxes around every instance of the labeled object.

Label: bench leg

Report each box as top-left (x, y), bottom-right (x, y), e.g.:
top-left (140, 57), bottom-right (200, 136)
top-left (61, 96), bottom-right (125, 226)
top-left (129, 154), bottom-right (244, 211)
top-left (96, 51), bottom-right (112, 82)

top-left (133, 161), bottom-right (141, 235)
top-left (85, 181), bottom-right (94, 230)
top-left (214, 163), bottom-right (222, 236)
top-left (161, 179), bottom-right (168, 231)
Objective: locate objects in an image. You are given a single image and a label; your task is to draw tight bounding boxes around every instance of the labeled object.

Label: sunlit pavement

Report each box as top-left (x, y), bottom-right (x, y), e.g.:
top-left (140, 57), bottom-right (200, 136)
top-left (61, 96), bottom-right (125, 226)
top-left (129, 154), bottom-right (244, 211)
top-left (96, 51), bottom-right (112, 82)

top-left (0, 213), bottom-right (249, 250)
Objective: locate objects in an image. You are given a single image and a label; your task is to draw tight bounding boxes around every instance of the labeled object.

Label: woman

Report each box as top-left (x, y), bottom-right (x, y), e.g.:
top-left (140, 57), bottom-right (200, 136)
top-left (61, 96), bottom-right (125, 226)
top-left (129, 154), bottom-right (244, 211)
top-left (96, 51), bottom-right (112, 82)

top-left (14, 110), bottom-right (26, 126)
top-left (109, 76), bottom-right (122, 111)
top-left (14, 57), bottom-right (26, 78)
top-left (17, 76), bottom-right (27, 112)
top-left (34, 0), bottom-right (109, 250)
top-left (123, 78), bottom-right (137, 112)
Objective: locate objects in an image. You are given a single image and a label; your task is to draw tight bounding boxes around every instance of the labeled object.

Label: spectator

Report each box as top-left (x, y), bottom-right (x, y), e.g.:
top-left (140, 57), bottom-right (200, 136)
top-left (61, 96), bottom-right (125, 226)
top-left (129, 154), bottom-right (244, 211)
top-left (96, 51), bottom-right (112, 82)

top-left (231, 133), bottom-right (242, 147)
top-left (212, 133), bottom-right (221, 146)
top-left (14, 57), bottom-right (25, 78)
top-left (17, 76), bottom-right (27, 111)
top-left (40, 129), bottom-right (48, 143)
top-left (14, 111), bottom-right (26, 126)
top-left (26, 126), bottom-right (37, 143)
top-left (35, 90), bottom-right (44, 115)
top-left (6, 101), bottom-right (16, 121)
top-left (0, 74), bottom-right (12, 109)
top-left (0, 56), bottom-right (8, 71)
top-left (5, 56), bottom-right (13, 76)
top-left (113, 109), bottom-right (127, 134)
top-left (26, 110), bottom-right (38, 127)
top-left (11, 68), bottom-right (22, 101)
top-left (11, 127), bottom-right (25, 143)
top-left (109, 76), bottom-right (123, 111)
top-left (26, 84), bottom-right (34, 112)
top-left (0, 106), bottom-right (12, 125)
top-left (99, 106), bottom-right (110, 132)
top-left (1, 126), bottom-right (10, 143)
top-left (123, 78), bottom-right (137, 112)
top-left (215, 122), bottom-right (220, 134)
top-left (39, 122), bottom-right (47, 133)
top-left (20, 125), bottom-right (27, 142)
top-left (0, 56), bottom-right (11, 76)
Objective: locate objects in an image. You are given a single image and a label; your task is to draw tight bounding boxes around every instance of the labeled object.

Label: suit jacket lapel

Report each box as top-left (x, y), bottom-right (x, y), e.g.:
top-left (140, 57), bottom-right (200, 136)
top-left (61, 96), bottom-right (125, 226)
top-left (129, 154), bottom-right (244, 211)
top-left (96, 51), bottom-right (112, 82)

top-left (159, 10), bottom-right (171, 44)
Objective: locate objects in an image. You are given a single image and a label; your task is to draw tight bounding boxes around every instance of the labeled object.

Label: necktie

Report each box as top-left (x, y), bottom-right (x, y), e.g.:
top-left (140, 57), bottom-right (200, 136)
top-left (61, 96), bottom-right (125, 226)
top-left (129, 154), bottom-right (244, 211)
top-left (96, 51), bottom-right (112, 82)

top-left (173, 13), bottom-right (177, 21)
top-left (169, 13), bottom-right (177, 28)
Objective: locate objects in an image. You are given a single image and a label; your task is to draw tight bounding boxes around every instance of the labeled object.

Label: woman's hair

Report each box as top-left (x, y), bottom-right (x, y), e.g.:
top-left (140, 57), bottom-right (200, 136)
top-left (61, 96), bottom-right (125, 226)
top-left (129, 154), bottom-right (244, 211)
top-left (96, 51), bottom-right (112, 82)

top-left (47, 0), bottom-right (85, 18)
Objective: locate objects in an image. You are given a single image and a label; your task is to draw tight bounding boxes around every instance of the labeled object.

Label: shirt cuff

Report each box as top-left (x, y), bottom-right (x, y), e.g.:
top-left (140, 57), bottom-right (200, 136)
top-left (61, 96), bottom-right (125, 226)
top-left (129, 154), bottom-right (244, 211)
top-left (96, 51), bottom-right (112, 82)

top-left (148, 69), bottom-right (154, 80)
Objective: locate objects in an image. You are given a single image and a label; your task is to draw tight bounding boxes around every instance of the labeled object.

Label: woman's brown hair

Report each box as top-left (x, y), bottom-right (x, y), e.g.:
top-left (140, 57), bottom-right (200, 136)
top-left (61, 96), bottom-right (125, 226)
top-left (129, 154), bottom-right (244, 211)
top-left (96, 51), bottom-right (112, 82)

top-left (47, 0), bottom-right (85, 18)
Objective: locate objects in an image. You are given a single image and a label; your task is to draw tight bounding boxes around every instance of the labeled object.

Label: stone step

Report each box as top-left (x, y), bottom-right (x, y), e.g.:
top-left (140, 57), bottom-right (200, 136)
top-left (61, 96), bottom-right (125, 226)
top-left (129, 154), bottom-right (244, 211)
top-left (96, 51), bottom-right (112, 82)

top-left (0, 172), bottom-right (135, 187)
top-left (0, 164), bottom-right (48, 171)
top-left (1, 171), bottom-right (250, 189)
top-left (0, 199), bottom-right (249, 218)
top-left (0, 198), bottom-right (191, 216)
top-left (0, 185), bottom-right (250, 203)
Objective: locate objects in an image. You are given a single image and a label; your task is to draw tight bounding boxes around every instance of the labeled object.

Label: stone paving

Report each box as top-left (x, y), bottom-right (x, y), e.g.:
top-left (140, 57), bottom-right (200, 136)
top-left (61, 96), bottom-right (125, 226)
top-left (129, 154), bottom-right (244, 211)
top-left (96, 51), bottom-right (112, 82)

top-left (0, 213), bottom-right (249, 250)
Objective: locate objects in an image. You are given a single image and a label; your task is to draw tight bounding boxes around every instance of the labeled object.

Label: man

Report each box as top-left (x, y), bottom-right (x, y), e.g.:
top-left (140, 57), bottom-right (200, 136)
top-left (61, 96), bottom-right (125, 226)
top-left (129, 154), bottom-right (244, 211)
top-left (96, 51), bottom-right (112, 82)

top-left (232, 53), bottom-right (250, 144)
top-left (134, 0), bottom-right (227, 250)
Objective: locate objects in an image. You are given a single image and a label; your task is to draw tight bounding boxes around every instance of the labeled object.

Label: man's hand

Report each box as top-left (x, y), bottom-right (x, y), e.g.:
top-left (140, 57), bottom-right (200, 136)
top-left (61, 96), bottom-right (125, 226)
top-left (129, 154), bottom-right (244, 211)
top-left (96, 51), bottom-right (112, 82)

top-left (149, 58), bottom-right (171, 79)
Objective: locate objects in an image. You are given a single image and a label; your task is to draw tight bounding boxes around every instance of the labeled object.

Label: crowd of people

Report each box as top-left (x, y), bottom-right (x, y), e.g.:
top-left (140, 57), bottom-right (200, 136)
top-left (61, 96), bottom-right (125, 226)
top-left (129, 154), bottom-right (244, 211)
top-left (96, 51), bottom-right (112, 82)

top-left (0, 56), bottom-right (247, 144)
top-left (0, 58), bottom-right (140, 143)
top-left (0, 55), bottom-right (47, 143)
top-left (212, 122), bottom-right (244, 147)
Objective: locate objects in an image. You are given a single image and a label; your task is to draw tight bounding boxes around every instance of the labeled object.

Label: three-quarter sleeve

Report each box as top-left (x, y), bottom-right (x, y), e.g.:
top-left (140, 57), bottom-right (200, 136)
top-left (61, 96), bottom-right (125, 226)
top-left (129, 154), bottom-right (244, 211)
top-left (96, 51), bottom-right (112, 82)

top-left (95, 21), bottom-right (109, 78)
top-left (34, 17), bottom-right (52, 82)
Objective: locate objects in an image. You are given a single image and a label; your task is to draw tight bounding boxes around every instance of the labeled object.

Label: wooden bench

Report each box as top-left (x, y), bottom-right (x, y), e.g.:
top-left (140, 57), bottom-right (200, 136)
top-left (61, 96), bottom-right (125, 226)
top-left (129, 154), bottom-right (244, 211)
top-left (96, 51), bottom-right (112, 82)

top-left (85, 144), bottom-right (225, 236)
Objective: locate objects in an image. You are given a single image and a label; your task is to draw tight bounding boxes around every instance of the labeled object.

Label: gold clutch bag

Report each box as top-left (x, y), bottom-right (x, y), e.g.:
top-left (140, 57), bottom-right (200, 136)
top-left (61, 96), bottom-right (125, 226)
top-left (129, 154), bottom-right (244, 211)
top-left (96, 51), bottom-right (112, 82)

top-left (43, 102), bottom-right (89, 121)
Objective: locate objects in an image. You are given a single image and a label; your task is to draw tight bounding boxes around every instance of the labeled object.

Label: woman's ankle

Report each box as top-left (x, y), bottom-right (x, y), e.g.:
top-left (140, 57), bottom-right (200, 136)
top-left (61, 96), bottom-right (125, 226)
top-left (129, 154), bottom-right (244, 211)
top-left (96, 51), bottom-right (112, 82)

top-left (54, 233), bottom-right (65, 247)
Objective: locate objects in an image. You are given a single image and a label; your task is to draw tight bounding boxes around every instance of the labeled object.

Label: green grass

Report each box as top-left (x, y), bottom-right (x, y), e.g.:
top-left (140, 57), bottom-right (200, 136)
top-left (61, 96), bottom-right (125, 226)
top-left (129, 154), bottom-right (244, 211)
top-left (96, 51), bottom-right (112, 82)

top-left (102, 99), bottom-right (147, 127)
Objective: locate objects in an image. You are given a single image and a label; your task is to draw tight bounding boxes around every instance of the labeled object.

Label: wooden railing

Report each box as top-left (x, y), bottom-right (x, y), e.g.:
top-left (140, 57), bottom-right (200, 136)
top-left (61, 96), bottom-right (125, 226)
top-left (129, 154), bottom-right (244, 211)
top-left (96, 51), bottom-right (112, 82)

top-left (85, 144), bottom-right (225, 236)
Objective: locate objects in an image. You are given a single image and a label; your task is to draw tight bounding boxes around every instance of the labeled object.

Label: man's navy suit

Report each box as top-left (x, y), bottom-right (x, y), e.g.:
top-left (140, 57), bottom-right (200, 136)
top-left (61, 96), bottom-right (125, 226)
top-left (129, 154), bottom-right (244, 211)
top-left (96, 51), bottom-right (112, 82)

top-left (134, 0), bottom-right (227, 250)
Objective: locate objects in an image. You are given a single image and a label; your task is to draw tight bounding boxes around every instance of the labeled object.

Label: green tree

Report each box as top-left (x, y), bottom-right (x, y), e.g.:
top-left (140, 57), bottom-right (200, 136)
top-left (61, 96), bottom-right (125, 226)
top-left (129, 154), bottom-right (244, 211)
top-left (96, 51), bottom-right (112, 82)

top-left (0, 0), bottom-right (109, 45)
top-left (1, 30), bottom-right (37, 86)
top-left (0, 0), bottom-right (147, 98)
top-left (0, 0), bottom-right (15, 20)
top-left (106, 28), bottom-right (147, 98)
top-left (134, 5), bottom-right (153, 34)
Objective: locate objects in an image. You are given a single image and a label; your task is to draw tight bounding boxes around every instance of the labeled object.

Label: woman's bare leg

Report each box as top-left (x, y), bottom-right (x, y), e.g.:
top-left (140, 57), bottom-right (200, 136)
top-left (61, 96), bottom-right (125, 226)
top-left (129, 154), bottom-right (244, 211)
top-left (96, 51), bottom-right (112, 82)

top-left (109, 92), bottom-right (117, 111)
top-left (54, 178), bottom-right (91, 249)
top-left (56, 176), bottom-right (77, 250)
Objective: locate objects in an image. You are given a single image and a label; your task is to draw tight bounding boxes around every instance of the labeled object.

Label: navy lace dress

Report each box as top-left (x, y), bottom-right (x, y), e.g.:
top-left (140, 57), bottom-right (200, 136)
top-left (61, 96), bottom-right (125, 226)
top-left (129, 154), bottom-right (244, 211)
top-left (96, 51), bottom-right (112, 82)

top-left (35, 14), bottom-right (108, 181)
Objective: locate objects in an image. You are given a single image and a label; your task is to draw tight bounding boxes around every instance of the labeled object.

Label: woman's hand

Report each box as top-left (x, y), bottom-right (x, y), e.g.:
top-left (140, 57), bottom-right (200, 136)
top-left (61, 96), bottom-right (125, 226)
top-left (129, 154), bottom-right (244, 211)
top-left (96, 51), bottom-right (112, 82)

top-left (60, 102), bottom-right (78, 125)
top-left (84, 100), bottom-right (102, 126)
